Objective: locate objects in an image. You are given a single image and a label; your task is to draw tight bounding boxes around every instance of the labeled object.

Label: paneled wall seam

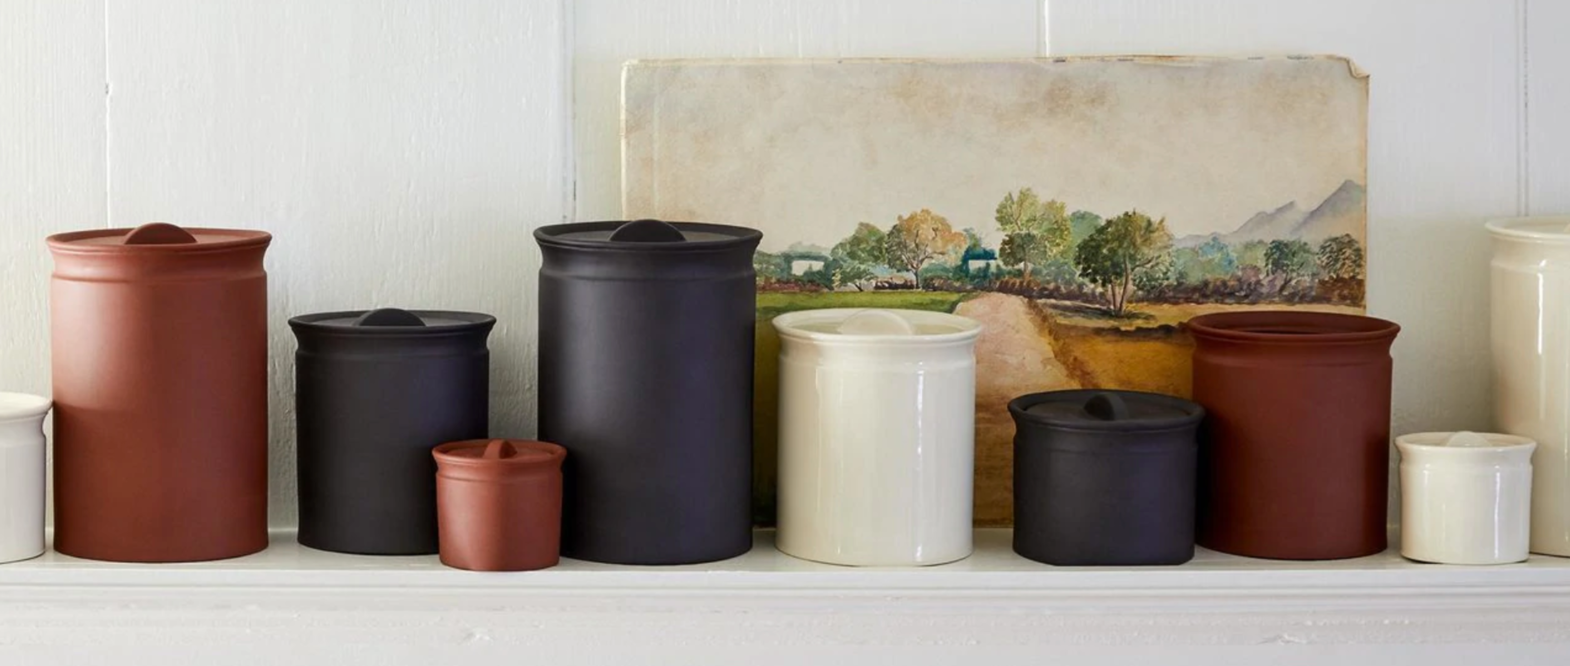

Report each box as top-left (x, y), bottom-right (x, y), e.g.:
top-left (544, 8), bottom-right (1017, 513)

top-left (101, 0), bottom-right (111, 228)
top-left (1519, 0), bottom-right (1531, 215)
top-left (563, 0), bottom-right (578, 223)
top-left (1039, 0), bottom-right (1049, 55)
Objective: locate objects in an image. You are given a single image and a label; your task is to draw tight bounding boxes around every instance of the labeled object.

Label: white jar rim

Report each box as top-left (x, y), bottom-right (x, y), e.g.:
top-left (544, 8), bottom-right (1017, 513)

top-left (773, 308), bottom-right (982, 346)
top-left (1486, 216), bottom-right (1570, 243)
top-left (0, 393), bottom-right (50, 424)
top-left (1395, 431), bottom-right (1536, 456)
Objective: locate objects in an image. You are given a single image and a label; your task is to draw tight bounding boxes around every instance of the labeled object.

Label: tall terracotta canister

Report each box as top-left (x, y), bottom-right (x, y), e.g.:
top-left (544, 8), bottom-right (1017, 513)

top-left (290, 308), bottom-right (495, 555)
top-left (535, 219), bottom-right (762, 565)
top-left (0, 393), bottom-right (51, 564)
top-left (1188, 311), bottom-right (1400, 560)
top-left (1489, 216), bottom-right (1570, 556)
top-left (773, 308), bottom-right (981, 566)
top-left (48, 222), bottom-right (270, 562)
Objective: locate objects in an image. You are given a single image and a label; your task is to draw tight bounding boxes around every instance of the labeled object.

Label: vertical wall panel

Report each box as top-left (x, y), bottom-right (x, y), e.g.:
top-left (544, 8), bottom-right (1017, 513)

top-left (573, 0), bottom-right (1044, 220)
top-left (106, 0), bottom-right (569, 525)
top-left (1050, 0), bottom-right (1522, 445)
top-left (0, 0), bottom-right (105, 397)
top-left (1528, 0), bottom-right (1570, 213)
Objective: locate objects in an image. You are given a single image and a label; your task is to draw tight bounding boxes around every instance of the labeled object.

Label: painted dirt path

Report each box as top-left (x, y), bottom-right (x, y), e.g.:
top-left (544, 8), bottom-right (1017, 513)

top-left (953, 292), bottom-right (1081, 524)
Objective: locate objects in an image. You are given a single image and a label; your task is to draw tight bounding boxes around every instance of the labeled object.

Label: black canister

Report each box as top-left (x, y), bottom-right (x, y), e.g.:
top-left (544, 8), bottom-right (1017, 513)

top-left (290, 308), bottom-right (495, 555)
top-left (1008, 389), bottom-right (1205, 566)
top-left (535, 219), bottom-right (762, 565)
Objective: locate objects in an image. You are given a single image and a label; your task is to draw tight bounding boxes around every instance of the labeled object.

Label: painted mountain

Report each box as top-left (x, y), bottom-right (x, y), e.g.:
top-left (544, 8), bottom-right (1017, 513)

top-left (1178, 180), bottom-right (1365, 248)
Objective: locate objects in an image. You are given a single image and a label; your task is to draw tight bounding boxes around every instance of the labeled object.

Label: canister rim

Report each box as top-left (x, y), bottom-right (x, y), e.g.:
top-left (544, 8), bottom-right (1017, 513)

top-left (1395, 431), bottom-right (1537, 454)
top-left (433, 439), bottom-right (566, 468)
top-left (534, 220), bottom-right (762, 252)
top-left (1009, 389), bottom-right (1204, 433)
top-left (1185, 310), bottom-right (1398, 344)
top-left (288, 310), bottom-right (497, 336)
top-left (0, 392), bottom-right (51, 423)
top-left (772, 308), bottom-right (982, 344)
top-left (1486, 216), bottom-right (1570, 243)
top-left (47, 227), bottom-right (272, 254)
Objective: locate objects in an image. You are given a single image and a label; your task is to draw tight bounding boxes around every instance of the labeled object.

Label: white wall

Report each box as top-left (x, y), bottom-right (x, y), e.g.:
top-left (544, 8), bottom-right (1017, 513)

top-left (0, 0), bottom-right (1560, 527)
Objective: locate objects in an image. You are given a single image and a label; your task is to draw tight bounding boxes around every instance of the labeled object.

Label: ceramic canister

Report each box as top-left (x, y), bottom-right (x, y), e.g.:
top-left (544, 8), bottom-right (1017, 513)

top-left (1396, 431), bottom-right (1534, 565)
top-left (0, 393), bottom-right (51, 564)
top-left (1188, 311), bottom-right (1400, 560)
top-left (773, 308), bottom-right (982, 566)
top-left (433, 439), bottom-right (566, 572)
top-left (1489, 217), bottom-right (1570, 556)
top-left (290, 308), bottom-right (495, 555)
top-left (48, 223), bottom-right (270, 562)
top-left (535, 219), bottom-right (762, 565)
top-left (1008, 390), bottom-right (1204, 566)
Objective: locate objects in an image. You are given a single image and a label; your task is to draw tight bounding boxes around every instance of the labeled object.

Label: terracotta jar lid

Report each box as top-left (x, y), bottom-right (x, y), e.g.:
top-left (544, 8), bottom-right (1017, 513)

top-left (47, 222), bottom-right (270, 253)
top-left (433, 439), bottom-right (566, 475)
top-left (1010, 389), bottom-right (1204, 434)
top-left (289, 308), bottom-right (495, 337)
top-left (534, 218), bottom-right (762, 252)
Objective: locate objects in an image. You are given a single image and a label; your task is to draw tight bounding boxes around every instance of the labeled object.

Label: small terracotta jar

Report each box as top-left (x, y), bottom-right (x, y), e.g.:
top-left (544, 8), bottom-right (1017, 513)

top-left (1188, 311), bottom-right (1400, 560)
top-left (1397, 431), bottom-right (1535, 565)
top-left (0, 393), bottom-right (51, 564)
top-left (1009, 390), bottom-right (1204, 566)
top-left (433, 439), bottom-right (566, 572)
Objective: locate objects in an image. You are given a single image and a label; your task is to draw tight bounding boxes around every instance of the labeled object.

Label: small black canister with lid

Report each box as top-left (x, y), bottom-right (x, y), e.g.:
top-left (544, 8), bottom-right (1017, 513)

top-left (1008, 389), bottom-right (1205, 566)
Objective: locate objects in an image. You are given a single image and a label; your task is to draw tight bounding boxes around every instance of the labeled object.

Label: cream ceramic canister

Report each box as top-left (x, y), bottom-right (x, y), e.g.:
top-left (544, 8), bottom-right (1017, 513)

top-left (773, 308), bottom-right (981, 566)
top-left (0, 393), bottom-right (51, 564)
top-left (1490, 217), bottom-right (1570, 556)
top-left (1396, 432), bottom-right (1535, 565)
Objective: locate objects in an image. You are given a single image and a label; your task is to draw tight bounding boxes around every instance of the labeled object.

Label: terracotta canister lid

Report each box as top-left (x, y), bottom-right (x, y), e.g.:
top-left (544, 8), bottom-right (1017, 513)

top-left (773, 308), bottom-right (982, 345)
top-left (288, 308), bottom-right (496, 336)
top-left (1010, 389), bottom-right (1204, 433)
top-left (1486, 216), bottom-right (1570, 243)
top-left (534, 219), bottom-right (762, 252)
top-left (433, 439), bottom-right (566, 472)
top-left (1396, 431), bottom-right (1537, 460)
top-left (0, 393), bottom-right (51, 424)
top-left (47, 222), bottom-right (271, 254)
top-left (1185, 310), bottom-right (1399, 344)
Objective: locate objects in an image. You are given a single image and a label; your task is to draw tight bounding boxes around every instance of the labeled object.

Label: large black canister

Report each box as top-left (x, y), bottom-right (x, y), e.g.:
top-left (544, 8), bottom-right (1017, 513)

top-left (1009, 389), bottom-right (1205, 566)
top-left (289, 308), bottom-right (495, 555)
top-left (535, 219), bottom-right (761, 564)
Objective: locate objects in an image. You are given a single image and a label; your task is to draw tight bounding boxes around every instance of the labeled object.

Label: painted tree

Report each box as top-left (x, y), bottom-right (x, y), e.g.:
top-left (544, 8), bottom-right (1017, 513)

top-left (752, 250), bottom-right (788, 282)
top-left (830, 261), bottom-right (875, 291)
top-left (885, 209), bottom-right (965, 289)
top-left (1316, 234), bottom-right (1365, 280)
top-left (1073, 210), bottom-right (1174, 314)
top-left (1265, 239), bottom-right (1317, 292)
top-left (828, 222), bottom-right (889, 291)
top-left (994, 188), bottom-right (1071, 281)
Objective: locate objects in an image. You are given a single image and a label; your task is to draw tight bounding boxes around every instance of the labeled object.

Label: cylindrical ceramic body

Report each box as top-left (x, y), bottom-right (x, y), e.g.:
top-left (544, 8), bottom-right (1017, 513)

top-left (1009, 390), bottom-right (1204, 566)
top-left (1396, 431), bottom-right (1535, 565)
top-left (1489, 217), bottom-right (1570, 556)
top-left (535, 219), bottom-right (762, 565)
top-left (0, 394), bottom-right (51, 564)
top-left (48, 223), bottom-right (270, 562)
top-left (434, 439), bottom-right (565, 572)
top-left (1189, 311), bottom-right (1400, 560)
top-left (773, 308), bottom-right (981, 566)
top-left (290, 309), bottom-right (495, 555)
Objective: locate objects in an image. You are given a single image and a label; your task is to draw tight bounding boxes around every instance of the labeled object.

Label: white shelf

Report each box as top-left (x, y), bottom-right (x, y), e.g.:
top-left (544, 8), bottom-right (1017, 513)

top-left (6, 530), bottom-right (1570, 664)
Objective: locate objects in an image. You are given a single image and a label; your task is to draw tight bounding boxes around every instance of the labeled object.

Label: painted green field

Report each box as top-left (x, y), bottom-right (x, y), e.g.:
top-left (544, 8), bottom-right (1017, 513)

top-left (756, 290), bottom-right (971, 322)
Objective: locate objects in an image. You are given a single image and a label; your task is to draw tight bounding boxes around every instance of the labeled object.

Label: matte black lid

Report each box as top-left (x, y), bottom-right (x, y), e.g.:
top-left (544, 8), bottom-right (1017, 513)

top-left (534, 219), bottom-right (762, 252)
top-left (288, 308), bottom-right (496, 335)
top-left (1009, 389), bottom-right (1204, 432)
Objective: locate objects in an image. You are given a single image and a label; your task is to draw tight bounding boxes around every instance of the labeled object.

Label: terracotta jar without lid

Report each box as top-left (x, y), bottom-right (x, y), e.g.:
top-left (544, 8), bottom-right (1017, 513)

top-left (535, 219), bottom-right (761, 565)
top-left (433, 439), bottom-right (566, 572)
top-left (290, 308), bottom-right (495, 555)
top-left (1396, 431), bottom-right (1535, 565)
top-left (1489, 217), bottom-right (1570, 556)
top-left (48, 223), bottom-right (270, 562)
top-left (1188, 310), bottom-right (1400, 560)
top-left (773, 308), bottom-right (981, 566)
top-left (0, 393), bottom-right (51, 564)
top-left (1009, 390), bottom-right (1204, 566)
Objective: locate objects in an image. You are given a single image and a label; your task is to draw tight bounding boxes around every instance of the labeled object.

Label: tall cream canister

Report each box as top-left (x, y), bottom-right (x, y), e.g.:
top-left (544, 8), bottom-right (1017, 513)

top-left (1490, 216), bottom-right (1570, 556)
top-left (773, 308), bottom-right (981, 566)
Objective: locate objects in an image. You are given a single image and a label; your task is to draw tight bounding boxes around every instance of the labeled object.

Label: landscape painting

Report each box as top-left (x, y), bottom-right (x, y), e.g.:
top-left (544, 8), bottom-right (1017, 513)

top-left (623, 56), bottom-right (1368, 526)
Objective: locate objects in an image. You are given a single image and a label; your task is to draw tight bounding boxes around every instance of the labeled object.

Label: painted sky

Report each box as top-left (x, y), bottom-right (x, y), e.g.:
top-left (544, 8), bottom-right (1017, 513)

top-left (624, 57), bottom-right (1367, 253)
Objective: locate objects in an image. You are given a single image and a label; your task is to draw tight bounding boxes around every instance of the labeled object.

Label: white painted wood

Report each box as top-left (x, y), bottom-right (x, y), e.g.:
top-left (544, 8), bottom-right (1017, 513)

top-left (0, 0), bottom-right (104, 398)
top-left (1049, 0), bottom-right (1524, 497)
top-left (3, 530), bottom-right (1570, 664)
top-left (572, 0), bottom-right (1044, 221)
top-left (1528, 0), bottom-right (1570, 214)
top-left (104, 0), bottom-right (569, 526)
